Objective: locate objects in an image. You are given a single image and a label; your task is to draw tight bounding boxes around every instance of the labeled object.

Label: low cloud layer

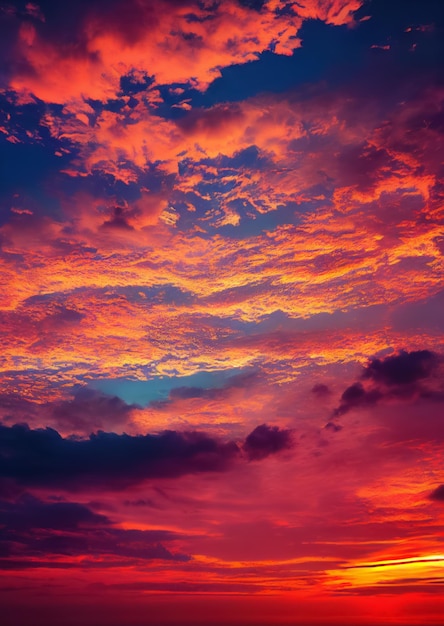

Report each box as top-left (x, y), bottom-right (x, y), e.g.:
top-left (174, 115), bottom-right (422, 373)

top-left (0, 421), bottom-right (293, 492)
top-left (0, 493), bottom-right (189, 566)
top-left (0, 423), bottom-right (239, 491)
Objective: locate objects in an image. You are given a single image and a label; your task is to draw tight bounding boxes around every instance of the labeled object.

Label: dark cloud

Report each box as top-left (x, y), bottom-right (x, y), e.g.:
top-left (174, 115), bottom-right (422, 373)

top-left (334, 382), bottom-right (382, 417)
top-left (0, 423), bottom-right (239, 491)
top-left (311, 383), bottom-right (331, 397)
top-left (243, 424), bottom-right (293, 461)
top-left (168, 386), bottom-right (210, 400)
top-left (52, 387), bottom-right (136, 432)
top-left (333, 350), bottom-right (443, 417)
top-left (1, 0), bottom-right (155, 53)
top-left (324, 421), bottom-right (342, 432)
top-left (0, 386), bottom-right (138, 435)
top-left (0, 493), bottom-right (108, 531)
top-left (154, 371), bottom-right (259, 406)
top-left (176, 103), bottom-right (244, 136)
top-left (44, 306), bottom-right (84, 326)
top-left (341, 382), bottom-right (366, 404)
top-left (0, 421), bottom-right (296, 491)
top-left (0, 494), bottom-right (189, 565)
top-left (92, 579), bottom-right (263, 593)
top-left (1, 530), bottom-right (187, 563)
top-left (101, 206), bottom-right (135, 231)
top-left (362, 350), bottom-right (440, 386)
top-left (429, 485), bottom-right (444, 502)
top-left (124, 498), bottom-right (157, 507)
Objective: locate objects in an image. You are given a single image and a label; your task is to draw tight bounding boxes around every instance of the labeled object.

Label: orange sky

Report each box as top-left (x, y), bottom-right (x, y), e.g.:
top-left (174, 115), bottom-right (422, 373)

top-left (0, 0), bottom-right (443, 624)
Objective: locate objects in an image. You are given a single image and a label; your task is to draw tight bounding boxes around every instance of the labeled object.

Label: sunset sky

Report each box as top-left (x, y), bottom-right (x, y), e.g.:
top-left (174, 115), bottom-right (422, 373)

top-left (0, 0), bottom-right (443, 624)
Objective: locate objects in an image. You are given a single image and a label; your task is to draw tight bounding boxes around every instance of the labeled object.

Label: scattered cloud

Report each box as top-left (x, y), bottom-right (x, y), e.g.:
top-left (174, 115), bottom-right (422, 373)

top-left (362, 350), bottom-right (441, 386)
top-left (243, 423), bottom-right (294, 460)
top-left (332, 349), bottom-right (444, 418)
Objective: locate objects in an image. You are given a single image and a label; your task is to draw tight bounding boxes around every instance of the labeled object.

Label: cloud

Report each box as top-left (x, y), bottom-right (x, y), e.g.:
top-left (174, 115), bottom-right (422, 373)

top-left (51, 387), bottom-right (137, 432)
top-left (429, 485), bottom-right (444, 502)
top-left (0, 492), bottom-right (109, 531)
top-left (311, 383), bottom-right (331, 397)
top-left (0, 385), bottom-right (139, 436)
top-left (2, 0), bottom-right (361, 103)
top-left (334, 382), bottom-right (382, 416)
top-left (362, 350), bottom-right (440, 386)
top-left (333, 349), bottom-right (443, 417)
top-left (101, 206), bottom-right (135, 231)
top-left (155, 370), bottom-right (260, 405)
top-left (0, 423), bottom-right (240, 491)
top-left (0, 493), bottom-right (189, 565)
top-left (243, 423), bottom-right (293, 460)
top-left (291, 0), bottom-right (363, 25)
top-left (38, 73), bottom-right (442, 251)
top-left (0, 421), bottom-right (295, 491)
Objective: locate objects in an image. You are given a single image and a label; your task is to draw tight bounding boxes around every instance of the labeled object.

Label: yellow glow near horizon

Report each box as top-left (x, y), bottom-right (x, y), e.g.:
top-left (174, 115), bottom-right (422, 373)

top-left (327, 554), bottom-right (444, 588)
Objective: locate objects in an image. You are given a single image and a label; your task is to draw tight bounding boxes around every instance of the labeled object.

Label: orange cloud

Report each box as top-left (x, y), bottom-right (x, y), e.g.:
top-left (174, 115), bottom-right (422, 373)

top-left (5, 0), bottom-right (366, 105)
top-left (5, 0), bottom-right (358, 103)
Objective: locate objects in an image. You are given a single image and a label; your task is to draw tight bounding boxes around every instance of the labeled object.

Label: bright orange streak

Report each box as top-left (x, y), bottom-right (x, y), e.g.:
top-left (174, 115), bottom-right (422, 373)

top-left (327, 554), bottom-right (444, 588)
top-left (351, 554), bottom-right (444, 568)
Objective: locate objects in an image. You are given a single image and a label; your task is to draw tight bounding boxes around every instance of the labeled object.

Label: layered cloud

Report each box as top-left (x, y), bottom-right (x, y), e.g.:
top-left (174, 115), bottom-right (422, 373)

top-left (1, 1), bottom-right (444, 623)
top-left (0, 493), bottom-right (190, 567)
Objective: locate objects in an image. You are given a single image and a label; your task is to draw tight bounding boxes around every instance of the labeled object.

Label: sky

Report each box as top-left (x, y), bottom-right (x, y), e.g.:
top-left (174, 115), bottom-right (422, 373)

top-left (0, 0), bottom-right (443, 624)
